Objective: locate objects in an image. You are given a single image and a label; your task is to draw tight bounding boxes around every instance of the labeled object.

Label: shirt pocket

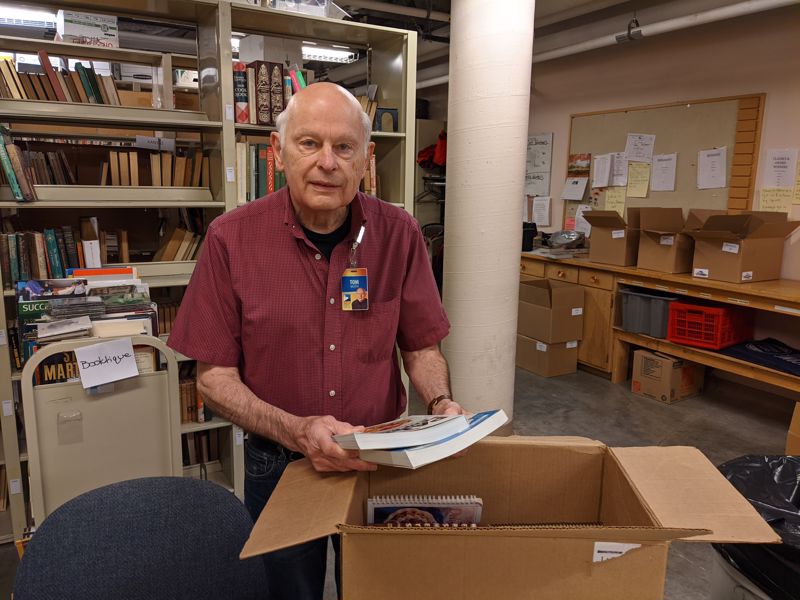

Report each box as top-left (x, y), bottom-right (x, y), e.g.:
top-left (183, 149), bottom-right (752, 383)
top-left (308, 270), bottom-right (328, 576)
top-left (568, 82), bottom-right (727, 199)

top-left (347, 299), bottom-right (400, 363)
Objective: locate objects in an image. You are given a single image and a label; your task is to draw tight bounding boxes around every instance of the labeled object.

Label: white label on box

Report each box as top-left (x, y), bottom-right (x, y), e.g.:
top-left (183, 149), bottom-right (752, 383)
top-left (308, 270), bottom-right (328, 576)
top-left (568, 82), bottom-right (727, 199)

top-left (659, 235), bottom-right (675, 246)
top-left (135, 135), bottom-right (161, 151)
top-left (225, 104), bottom-right (235, 121)
top-left (775, 305), bottom-right (800, 316)
top-left (741, 271), bottom-right (753, 281)
top-left (593, 542), bottom-right (641, 563)
top-left (2, 400), bottom-right (12, 417)
top-left (722, 242), bottom-right (740, 254)
top-left (571, 307), bottom-right (583, 316)
top-left (693, 268), bottom-right (709, 278)
top-left (535, 341), bottom-right (548, 352)
top-left (9, 478), bottom-right (22, 495)
top-left (566, 341), bottom-right (578, 349)
top-left (0, 329), bottom-right (5, 346)
top-left (160, 138), bottom-right (176, 153)
top-left (235, 429), bottom-right (244, 446)
top-left (226, 167), bottom-right (235, 182)
top-left (611, 229), bottom-right (625, 239)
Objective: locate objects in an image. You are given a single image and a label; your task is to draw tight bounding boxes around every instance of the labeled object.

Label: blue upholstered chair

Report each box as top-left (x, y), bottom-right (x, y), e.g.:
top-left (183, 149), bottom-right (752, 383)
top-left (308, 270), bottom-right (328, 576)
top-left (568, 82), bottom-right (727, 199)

top-left (14, 477), bottom-right (267, 600)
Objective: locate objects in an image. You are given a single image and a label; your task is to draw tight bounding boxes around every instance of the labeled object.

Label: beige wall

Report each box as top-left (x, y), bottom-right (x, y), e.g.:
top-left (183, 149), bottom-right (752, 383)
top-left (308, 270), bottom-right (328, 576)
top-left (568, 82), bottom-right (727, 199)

top-left (531, 6), bottom-right (800, 280)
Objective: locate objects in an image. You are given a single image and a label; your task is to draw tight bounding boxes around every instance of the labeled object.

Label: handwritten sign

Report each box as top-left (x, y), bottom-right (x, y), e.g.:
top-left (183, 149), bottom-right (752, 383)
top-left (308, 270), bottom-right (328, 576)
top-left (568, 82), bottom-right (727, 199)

top-left (605, 186), bottom-right (626, 216)
top-left (759, 187), bottom-right (793, 213)
top-left (75, 337), bottom-right (140, 389)
top-left (626, 162), bottom-right (651, 198)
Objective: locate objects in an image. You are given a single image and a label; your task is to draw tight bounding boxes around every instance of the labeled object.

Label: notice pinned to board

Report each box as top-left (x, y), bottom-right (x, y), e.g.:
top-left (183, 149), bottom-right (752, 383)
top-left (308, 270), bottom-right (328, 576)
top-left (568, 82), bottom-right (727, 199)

top-left (651, 153), bottom-right (677, 192)
top-left (759, 187), bottom-right (793, 213)
top-left (626, 162), bottom-right (651, 198)
top-left (697, 147), bottom-right (727, 189)
top-left (75, 337), bottom-right (140, 390)
top-left (625, 133), bottom-right (655, 163)
top-left (561, 177), bottom-right (589, 201)
top-left (604, 187), bottom-right (626, 217)
top-left (763, 148), bottom-right (798, 189)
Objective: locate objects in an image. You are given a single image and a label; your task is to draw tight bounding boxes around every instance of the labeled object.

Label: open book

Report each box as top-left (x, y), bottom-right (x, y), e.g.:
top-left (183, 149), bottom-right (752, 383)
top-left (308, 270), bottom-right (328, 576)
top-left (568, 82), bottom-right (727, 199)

top-left (334, 414), bottom-right (469, 450)
top-left (358, 409), bottom-right (508, 469)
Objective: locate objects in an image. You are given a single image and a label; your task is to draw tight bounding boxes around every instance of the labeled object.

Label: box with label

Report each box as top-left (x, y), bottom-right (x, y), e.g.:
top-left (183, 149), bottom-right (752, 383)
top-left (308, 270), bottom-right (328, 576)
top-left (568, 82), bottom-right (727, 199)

top-left (584, 208), bottom-right (641, 266)
top-left (631, 349), bottom-right (705, 404)
top-left (685, 211), bottom-right (800, 283)
top-left (516, 334), bottom-right (578, 377)
top-left (518, 279), bottom-right (584, 343)
top-left (242, 437), bottom-right (778, 600)
top-left (56, 10), bottom-right (118, 47)
top-left (637, 207), bottom-right (695, 273)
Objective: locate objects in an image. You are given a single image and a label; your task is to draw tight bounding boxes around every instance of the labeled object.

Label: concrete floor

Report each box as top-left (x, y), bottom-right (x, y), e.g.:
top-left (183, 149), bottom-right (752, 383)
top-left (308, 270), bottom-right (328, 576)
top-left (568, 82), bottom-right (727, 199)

top-left (0, 367), bottom-right (791, 599)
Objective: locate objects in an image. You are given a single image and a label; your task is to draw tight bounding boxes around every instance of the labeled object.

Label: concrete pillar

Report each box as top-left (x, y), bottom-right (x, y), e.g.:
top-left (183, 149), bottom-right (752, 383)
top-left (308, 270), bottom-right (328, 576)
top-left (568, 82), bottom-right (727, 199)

top-left (442, 0), bottom-right (535, 420)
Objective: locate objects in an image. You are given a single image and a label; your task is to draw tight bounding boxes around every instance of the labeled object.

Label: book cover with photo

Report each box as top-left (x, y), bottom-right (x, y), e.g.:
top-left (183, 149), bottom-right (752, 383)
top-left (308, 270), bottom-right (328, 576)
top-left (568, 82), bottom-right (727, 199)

top-left (334, 414), bottom-right (469, 450)
top-left (367, 495), bottom-right (483, 526)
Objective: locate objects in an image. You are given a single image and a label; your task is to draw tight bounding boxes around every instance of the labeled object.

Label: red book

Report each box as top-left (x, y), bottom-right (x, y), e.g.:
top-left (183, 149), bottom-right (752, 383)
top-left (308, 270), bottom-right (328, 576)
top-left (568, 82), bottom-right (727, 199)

top-left (37, 50), bottom-right (67, 101)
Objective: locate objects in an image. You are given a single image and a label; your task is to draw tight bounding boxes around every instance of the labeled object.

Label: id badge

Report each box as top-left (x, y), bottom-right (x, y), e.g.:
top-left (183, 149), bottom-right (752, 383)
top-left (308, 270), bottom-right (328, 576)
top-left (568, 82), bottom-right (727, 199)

top-left (341, 267), bottom-right (369, 311)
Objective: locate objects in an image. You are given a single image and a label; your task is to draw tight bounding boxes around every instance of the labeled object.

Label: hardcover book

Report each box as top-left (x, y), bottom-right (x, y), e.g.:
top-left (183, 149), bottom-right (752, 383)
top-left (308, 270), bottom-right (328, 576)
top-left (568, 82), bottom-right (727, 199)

top-left (334, 414), bottom-right (469, 450)
top-left (367, 495), bottom-right (483, 525)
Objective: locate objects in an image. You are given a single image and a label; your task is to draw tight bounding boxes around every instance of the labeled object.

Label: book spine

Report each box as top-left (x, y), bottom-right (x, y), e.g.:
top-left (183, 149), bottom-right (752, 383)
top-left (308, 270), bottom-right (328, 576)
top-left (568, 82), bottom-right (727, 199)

top-left (268, 62), bottom-right (284, 127)
top-left (54, 228), bottom-right (69, 274)
top-left (34, 232), bottom-right (48, 279)
top-left (267, 146), bottom-right (275, 194)
top-left (257, 144), bottom-right (267, 198)
top-left (16, 233), bottom-right (29, 281)
top-left (7, 233), bottom-right (19, 285)
top-left (253, 62), bottom-right (271, 126)
top-left (38, 50), bottom-right (67, 101)
top-left (0, 234), bottom-right (10, 290)
top-left (6, 145), bottom-right (37, 201)
top-left (7, 325), bottom-right (22, 371)
top-left (0, 143), bottom-right (23, 200)
top-left (62, 226), bottom-right (80, 269)
top-left (43, 228), bottom-right (64, 278)
top-left (232, 62), bottom-right (249, 124)
top-left (75, 64), bottom-right (97, 103)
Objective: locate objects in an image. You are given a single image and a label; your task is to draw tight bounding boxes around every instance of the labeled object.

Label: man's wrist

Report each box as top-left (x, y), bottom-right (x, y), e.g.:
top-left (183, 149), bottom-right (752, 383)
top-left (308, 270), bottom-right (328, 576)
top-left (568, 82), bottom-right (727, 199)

top-left (427, 393), bottom-right (453, 415)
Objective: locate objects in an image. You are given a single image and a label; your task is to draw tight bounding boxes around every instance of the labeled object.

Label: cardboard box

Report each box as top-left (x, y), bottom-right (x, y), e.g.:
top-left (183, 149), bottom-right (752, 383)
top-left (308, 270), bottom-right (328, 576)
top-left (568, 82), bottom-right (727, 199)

top-left (685, 211), bottom-right (800, 283)
top-left (786, 402), bottom-right (800, 455)
top-left (631, 349), bottom-right (705, 404)
top-left (56, 10), bottom-right (118, 48)
top-left (584, 208), bottom-right (641, 266)
top-left (242, 438), bottom-right (778, 600)
top-left (516, 334), bottom-right (577, 377)
top-left (518, 279), bottom-right (584, 343)
top-left (637, 207), bottom-right (694, 273)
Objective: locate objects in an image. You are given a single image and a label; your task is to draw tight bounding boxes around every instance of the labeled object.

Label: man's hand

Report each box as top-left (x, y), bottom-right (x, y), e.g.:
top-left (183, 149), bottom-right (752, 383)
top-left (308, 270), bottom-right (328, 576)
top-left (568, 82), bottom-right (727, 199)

top-left (289, 415), bottom-right (378, 473)
top-left (431, 398), bottom-right (468, 416)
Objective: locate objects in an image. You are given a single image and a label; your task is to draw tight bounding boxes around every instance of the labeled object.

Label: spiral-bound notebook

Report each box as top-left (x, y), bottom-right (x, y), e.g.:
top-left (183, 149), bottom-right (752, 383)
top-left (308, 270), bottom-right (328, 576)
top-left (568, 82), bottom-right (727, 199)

top-left (367, 494), bottom-right (483, 525)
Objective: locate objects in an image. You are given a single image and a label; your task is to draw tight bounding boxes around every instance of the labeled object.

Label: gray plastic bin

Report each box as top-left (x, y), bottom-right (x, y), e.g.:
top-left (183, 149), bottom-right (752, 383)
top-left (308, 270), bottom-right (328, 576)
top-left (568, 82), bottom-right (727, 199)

top-left (619, 287), bottom-right (678, 338)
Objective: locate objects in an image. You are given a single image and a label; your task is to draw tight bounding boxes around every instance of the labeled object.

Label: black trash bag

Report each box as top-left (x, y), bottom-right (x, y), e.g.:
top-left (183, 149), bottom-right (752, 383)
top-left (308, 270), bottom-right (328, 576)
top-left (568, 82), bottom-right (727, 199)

top-left (713, 455), bottom-right (800, 600)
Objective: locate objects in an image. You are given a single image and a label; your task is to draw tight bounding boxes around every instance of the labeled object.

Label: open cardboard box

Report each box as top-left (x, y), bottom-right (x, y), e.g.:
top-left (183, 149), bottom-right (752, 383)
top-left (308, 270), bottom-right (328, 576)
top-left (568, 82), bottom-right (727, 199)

top-left (584, 208), bottom-right (641, 266)
top-left (518, 279), bottom-right (584, 343)
top-left (242, 437), bottom-right (778, 600)
top-left (637, 207), bottom-right (695, 273)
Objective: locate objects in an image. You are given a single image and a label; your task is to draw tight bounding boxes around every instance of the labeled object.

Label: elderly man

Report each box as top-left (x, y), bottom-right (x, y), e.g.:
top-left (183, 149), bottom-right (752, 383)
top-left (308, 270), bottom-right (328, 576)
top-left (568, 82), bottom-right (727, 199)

top-left (168, 82), bottom-right (463, 599)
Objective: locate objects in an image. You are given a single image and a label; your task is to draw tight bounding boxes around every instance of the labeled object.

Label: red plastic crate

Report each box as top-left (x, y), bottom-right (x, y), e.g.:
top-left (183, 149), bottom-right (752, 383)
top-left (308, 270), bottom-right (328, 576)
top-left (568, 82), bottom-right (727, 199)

top-left (667, 301), bottom-right (754, 350)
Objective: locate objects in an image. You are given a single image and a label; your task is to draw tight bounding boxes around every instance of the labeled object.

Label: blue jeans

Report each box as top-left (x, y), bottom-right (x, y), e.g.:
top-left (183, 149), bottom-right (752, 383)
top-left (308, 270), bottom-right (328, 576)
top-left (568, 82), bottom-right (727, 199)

top-left (244, 438), bottom-right (341, 600)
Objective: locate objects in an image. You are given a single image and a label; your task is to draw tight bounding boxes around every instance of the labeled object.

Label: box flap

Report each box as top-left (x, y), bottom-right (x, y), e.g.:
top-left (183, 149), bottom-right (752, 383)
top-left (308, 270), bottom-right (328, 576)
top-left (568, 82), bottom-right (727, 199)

top-left (701, 214), bottom-right (755, 236)
top-left (519, 279), bottom-right (553, 308)
top-left (583, 210), bottom-right (627, 229)
top-left (684, 229), bottom-right (741, 242)
top-left (241, 459), bottom-right (366, 558)
top-left (684, 209), bottom-right (726, 230)
top-left (746, 220), bottom-right (800, 239)
top-left (626, 207), bottom-right (641, 229)
top-left (639, 207), bottom-right (684, 233)
top-left (611, 447), bottom-right (780, 544)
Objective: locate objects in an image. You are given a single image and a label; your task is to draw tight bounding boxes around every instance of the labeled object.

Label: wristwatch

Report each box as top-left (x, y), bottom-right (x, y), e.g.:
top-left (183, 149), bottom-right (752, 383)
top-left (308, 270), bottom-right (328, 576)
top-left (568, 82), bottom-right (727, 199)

top-left (427, 393), bottom-right (452, 415)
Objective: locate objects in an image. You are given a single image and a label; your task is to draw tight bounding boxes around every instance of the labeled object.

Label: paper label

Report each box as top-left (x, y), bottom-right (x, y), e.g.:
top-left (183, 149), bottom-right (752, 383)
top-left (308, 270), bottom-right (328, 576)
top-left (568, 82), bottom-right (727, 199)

top-left (2, 400), bottom-right (12, 417)
top-left (659, 235), bottom-right (675, 246)
top-left (722, 242), bottom-right (740, 254)
top-left (611, 229), bottom-right (625, 239)
top-left (571, 308), bottom-right (583, 316)
top-left (0, 329), bottom-right (6, 346)
top-left (226, 166), bottom-right (235, 182)
top-left (225, 104), bottom-right (234, 121)
top-left (693, 268), bottom-right (709, 278)
top-left (9, 478), bottom-right (21, 495)
top-left (566, 341), bottom-right (578, 349)
top-left (134, 135), bottom-right (161, 151)
top-left (741, 271), bottom-right (753, 282)
top-left (235, 429), bottom-right (244, 446)
top-left (535, 341), bottom-right (548, 352)
top-left (75, 338), bottom-right (139, 390)
top-left (593, 542), bottom-right (641, 563)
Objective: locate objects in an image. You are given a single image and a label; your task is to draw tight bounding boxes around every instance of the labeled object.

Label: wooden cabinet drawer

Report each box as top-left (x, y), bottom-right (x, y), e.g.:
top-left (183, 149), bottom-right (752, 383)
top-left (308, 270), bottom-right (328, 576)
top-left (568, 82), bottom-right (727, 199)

top-left (579, 269), bottom-right (614, 290)
top-left (520, 259), bottom-right (545, 278)
top-left (545, 264), bottom-right (579, 283)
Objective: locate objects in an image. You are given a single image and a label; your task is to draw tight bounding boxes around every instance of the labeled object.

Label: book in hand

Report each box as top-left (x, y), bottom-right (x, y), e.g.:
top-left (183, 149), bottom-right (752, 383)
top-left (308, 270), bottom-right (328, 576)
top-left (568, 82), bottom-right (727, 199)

top-left (367, 495), bottom-right (483, 525)
top-left (358, 409), bottom-right (508, 469)
top-left (334, 414), bottom-right (469, 450)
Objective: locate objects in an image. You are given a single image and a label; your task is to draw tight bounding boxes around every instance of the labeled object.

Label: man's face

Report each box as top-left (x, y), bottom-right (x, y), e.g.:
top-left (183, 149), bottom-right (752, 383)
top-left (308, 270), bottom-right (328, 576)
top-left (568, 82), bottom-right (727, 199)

top-left (272, 87), bottom-right (374, 214)
top-left (355, 288), bottom-right (366, 301)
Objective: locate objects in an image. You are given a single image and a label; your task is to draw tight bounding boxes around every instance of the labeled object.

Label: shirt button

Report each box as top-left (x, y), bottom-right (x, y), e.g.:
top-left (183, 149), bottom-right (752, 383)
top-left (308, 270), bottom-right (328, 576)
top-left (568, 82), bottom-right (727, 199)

top-left (329, 344), bottom-right (336, 351)
top-left (314, 253), bottom-right (322, 260)
top-left (329, 390), bottom-right (336, 397)
top-left (329, 297), bottom-right (335, 305)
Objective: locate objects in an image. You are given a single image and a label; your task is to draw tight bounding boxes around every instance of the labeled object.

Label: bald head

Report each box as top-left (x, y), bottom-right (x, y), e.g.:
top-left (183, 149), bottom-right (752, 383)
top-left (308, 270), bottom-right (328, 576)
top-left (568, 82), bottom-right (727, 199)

top-left (276, 82), bottom-right (372, 156)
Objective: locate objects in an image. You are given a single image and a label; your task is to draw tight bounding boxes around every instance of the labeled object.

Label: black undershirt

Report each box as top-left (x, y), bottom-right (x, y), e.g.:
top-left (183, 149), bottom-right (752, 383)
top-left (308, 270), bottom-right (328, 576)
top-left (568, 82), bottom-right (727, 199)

top-left (302, 209), bottom-right (352, 261)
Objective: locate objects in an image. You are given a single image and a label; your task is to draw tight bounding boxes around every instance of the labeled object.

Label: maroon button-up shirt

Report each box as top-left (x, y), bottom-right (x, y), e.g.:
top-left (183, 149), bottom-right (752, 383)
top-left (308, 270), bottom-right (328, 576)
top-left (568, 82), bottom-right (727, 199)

top-left (168, 188), bottom-right (450, 426)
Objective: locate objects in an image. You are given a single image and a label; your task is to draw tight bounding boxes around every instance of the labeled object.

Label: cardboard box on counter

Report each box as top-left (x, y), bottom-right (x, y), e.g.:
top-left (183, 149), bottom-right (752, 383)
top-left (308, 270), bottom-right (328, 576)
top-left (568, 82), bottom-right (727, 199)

top-left (631, 349), bottom-right (705, 404)
top-left (56, 10), bottom-right (118, 47)
top-left (584, 208), bottom-right (641, 266)
top-left (516, 334), bottom-right (578, 377)
top-left (786, 402), bottom-right (800, 455)
top-left (637, 207), bottom-right (696, 273)
top-left (685, 211), bottom-right (800, 283)
top-left (518, 279), bottom-right (584, 343)
top-left (241, 437), bottom-right (778, 600)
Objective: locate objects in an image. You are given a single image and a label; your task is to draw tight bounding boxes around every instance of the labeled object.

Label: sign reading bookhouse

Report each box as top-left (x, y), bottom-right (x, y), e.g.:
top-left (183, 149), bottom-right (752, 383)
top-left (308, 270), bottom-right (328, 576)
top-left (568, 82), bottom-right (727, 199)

top-left (74, 337), bottom-right (139, 389)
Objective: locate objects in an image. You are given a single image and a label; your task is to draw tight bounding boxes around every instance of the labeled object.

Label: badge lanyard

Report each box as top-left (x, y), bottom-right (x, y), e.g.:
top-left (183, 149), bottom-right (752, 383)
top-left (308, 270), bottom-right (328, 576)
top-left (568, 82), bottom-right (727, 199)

top-left (341, 225), bottom-right (368, 311)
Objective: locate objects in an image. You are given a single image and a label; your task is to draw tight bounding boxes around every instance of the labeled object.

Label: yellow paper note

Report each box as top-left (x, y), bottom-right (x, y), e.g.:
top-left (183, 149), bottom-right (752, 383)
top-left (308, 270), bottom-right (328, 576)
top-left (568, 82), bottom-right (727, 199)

top-left (605, 187), bottom-right (626, 216)
top-left (794, 170), bottom-right (800, 205)
top-left (626, 162), bottom-right (651, 198)
top-left (759, 187), bottom-right (793, 213)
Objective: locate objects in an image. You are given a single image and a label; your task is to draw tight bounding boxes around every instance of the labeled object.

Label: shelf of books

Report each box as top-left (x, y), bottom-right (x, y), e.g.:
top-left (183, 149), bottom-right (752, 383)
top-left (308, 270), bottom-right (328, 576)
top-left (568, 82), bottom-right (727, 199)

top-left (0, 186), bottom-right (219, 208)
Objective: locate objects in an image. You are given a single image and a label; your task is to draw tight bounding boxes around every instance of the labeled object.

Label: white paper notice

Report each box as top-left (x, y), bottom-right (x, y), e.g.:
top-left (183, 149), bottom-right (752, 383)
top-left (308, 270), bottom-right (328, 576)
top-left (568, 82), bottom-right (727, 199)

top-left (698, 147), bottom-right (727, 189)
top-left (610, 152), bottom-right (628, 186)
top-left (561, 177), bottom-right (589, 201)
top-left (533, 196), bottom-right (551, 227)
top-left (75, 337), bottom-right (140, 390)
top-left (574, 204), bottom-right (593, 236)
top-left (763, 148), bottom-right (798, 188)
top-left (592, 154), bottom-right (612, 188)
top-left (651, 153), bottom-right (678, 192)
top-left (625, 133), bottom-right (656, 163)
top-left (525, 133), bottom-right (553, 196)
top-left (525, 172), bottom-right (550, 197)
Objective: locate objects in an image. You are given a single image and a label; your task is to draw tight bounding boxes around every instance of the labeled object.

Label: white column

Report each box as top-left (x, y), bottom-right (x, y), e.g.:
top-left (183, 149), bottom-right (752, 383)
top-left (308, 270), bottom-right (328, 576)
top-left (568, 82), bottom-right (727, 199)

top-left (442, 0), bottom-right (535, 420)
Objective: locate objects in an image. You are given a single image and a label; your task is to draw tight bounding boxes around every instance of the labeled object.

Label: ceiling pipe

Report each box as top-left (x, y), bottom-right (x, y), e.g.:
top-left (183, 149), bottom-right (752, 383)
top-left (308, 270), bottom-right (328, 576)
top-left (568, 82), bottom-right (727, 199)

top-left (416, 0), bottom-right (800, 89)
top-left (341, 0), bottom-right (450, 23)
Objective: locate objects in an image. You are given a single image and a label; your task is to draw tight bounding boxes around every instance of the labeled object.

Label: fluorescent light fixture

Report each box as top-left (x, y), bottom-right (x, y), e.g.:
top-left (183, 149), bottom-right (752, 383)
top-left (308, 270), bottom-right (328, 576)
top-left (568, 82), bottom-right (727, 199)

top-left (302, 45), bottom-right (356, 63)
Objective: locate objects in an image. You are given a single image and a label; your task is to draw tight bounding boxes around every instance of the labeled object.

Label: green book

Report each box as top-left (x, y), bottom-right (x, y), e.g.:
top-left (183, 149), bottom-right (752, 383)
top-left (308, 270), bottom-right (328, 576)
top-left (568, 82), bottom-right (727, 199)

top-left (7, 233), bottom-right (19, 284)
top-left (43, 228), bottom-right (64, 278)
top-left (0, 143), bottom-right (23, 200)
top-left (86, 66), bottom-right (105, 105)
top-left (257, 144), bottom-right (268, 198)
top-left (75, 63), bottom-right (98, 103)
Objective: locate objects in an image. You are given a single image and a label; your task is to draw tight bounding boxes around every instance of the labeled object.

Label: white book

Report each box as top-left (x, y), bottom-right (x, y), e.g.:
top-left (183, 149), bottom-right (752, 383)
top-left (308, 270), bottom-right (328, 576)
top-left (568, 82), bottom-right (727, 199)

top-left (334, 414), bottom-right (469, 450)
top-left (359, 409), bottom-right (508, 469)
top-left (37, 315), bottom-right (92, 340)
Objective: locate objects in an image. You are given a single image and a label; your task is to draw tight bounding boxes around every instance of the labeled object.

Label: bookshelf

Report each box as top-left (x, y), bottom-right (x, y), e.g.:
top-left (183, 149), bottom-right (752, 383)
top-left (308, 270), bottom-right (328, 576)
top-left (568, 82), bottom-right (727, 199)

top-left (0, 0), bottom-right (417, 544)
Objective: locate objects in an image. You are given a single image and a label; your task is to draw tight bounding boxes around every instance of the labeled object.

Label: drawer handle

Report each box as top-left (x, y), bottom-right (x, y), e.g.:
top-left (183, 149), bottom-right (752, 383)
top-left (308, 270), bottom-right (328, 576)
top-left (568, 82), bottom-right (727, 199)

top-left (557, 270), bottom-right (566, 278)
top-left (591, 276), bottom-right (599, 284)
top-left (521, 263), bottom-right (526, 271)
